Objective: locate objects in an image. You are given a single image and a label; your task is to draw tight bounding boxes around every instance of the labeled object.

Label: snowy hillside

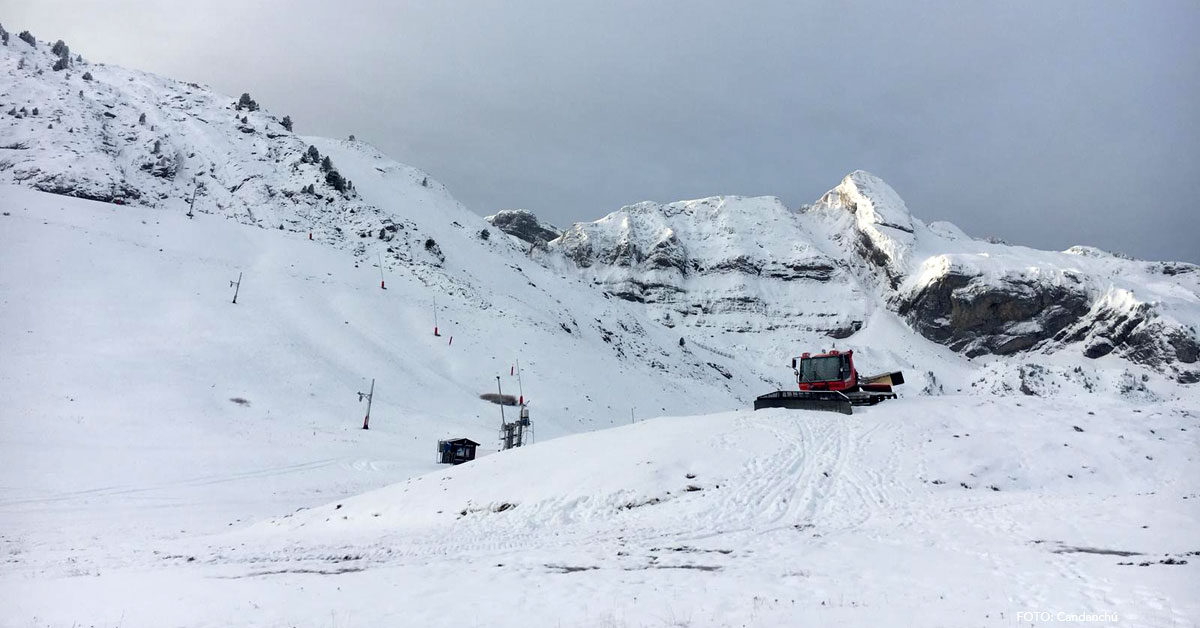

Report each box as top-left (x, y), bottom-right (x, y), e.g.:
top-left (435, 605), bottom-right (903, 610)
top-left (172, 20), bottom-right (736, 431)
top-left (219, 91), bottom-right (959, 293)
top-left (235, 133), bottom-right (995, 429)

top-left (0, 29), bottom-right (766, 424)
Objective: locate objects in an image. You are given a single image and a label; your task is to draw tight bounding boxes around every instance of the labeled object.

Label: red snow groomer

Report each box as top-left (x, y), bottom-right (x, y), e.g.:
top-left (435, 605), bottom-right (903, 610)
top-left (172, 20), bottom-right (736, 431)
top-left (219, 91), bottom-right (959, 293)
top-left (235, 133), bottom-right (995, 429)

top-left (753, 349), bottom-right (904, 415)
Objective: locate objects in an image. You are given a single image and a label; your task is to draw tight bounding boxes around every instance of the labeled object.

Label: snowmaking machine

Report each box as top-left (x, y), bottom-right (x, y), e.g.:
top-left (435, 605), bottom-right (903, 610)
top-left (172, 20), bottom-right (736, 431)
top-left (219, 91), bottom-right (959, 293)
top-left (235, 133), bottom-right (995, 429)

top-left (753, 349), bottom-right (904, 415)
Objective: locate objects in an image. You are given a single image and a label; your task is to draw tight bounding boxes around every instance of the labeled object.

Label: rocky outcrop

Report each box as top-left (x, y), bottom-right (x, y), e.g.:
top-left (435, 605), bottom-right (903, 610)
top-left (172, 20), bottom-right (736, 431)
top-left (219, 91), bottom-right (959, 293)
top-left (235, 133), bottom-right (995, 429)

top-left (896, 268), bottom-right (1091, 356)
top-left (1053, 290), bottom-right (1199, 381)
top-left (484, 209), bottom-right (561, 245)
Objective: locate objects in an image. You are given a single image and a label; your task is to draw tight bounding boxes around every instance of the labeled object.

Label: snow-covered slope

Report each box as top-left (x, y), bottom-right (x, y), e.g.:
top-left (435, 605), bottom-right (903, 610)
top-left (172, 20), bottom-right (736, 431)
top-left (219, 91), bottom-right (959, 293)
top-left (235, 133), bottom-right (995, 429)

top-left (7, 396), bottom-right (1197, 627)
top-left (0, 31), bottom-right (766, 425)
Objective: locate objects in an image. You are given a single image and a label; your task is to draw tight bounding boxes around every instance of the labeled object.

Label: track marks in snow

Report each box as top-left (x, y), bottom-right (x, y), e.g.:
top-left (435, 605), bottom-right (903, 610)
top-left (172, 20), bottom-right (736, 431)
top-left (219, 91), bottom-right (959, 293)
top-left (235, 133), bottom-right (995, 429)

top-left (0, 457), bottom-right (344, 508)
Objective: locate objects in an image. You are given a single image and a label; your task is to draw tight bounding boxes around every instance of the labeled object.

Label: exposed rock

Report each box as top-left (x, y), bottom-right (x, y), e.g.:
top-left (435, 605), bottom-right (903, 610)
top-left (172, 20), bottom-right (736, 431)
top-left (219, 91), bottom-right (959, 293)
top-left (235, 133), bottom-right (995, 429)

top-left (897, 269), bottom-right (1091, 357)
top-left (1054, 290), bottom-right (1200, 380)
top-left (484, 209), bottom-right (561, 245)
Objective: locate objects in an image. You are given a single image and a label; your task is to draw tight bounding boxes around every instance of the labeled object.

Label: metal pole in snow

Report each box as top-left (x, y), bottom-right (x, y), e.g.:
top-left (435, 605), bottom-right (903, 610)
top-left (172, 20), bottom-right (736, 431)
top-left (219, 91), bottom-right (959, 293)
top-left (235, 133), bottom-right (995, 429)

top-left (515, 358), bottom-right (524, 406)
top-left (360, 378), bottom-right (374, 430)
top-left (496, 376), bottom-right (506, 426)
top-left (378, 253), bottom-right (386, 289)
top-left (187, 176), bottom-right (198, 219)
top-left (230, 272), bottom-right (242, 304)
top-left (433, 296), bottom-right (439, 336)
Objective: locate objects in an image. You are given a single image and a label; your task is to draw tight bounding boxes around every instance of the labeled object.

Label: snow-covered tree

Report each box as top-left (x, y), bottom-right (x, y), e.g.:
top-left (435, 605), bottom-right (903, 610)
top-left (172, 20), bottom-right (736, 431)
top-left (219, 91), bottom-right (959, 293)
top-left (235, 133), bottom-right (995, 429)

top-left (281, 115), bottom-right (293, 132)
top-left (17, 30), bottom-right (34, 47)
top-left (139, 112), bottom-right (146, 125)
top-left (82, 71), bottom-right (93, 81)
top-left (320, 155), bottom-right (333, 173)
top-left (325, 168), bottom-right (347, 193)
top-left (236, 92), bottom-right (258, 112)
top-left (305, 145), bottom-right (320, 163)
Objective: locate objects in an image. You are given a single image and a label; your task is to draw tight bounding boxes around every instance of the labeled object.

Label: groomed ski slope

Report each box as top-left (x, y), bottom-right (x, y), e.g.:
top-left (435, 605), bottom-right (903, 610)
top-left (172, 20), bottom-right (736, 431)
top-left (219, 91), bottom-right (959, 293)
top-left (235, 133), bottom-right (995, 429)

top-left (4, 401), bottom-right (1197, 627)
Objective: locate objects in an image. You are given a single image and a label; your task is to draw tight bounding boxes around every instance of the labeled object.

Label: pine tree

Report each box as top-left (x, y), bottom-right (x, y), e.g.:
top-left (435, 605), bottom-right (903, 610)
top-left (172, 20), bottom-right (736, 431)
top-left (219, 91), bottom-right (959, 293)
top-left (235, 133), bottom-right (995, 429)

top-left (31, 107), bottom-right (38, 116)
top-left (320, 155), bottom-right (333, 173)
top-left (82, 71), bottom-right (93, 81)
top-left (305, 145), bottom-right (320, 163)
top-left (18, 31), bottom-right (34, 47)
top-left (325, 169), bottom-right (346, 193)
top-left (348, 134), bottom-right (355, 141)
top-left (51, 40), bottom-right (68, 57)
top-left (17, 57), bottom-right (24, 70)
top-left (139, 112), bottom-right (146, 125)
top-left (236, 92), bottom-right (258, 112)
top-left (152, 139), bottom-right (161, 154)
top-left (281, 115), bottom-right (292, 132)
top-left (52, 56), bottom-right (69, 71)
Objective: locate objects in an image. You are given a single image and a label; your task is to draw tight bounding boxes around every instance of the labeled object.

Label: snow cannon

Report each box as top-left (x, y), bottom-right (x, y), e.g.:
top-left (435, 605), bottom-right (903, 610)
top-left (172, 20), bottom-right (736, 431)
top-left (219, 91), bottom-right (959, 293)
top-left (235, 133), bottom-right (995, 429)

top-left (753, 349), bottom-right (904, 415)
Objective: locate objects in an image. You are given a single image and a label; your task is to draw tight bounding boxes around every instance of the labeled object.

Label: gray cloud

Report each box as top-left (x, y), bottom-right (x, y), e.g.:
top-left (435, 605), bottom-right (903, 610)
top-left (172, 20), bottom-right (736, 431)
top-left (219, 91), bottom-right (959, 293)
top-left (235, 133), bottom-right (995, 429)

top-left (5, 0), bottom-right (1198, 261)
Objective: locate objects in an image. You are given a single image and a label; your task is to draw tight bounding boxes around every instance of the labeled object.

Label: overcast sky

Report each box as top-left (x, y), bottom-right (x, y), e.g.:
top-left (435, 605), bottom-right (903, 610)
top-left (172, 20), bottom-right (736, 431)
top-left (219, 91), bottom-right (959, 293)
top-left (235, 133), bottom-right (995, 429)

top-left (5, 1), bottom-right (1198, 261)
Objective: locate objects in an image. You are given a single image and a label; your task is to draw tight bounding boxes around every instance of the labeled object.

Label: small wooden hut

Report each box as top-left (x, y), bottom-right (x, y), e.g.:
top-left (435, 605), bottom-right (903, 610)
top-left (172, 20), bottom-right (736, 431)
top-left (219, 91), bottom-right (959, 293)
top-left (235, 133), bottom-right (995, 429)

top-left (437, 438), bottom-right (479, 465)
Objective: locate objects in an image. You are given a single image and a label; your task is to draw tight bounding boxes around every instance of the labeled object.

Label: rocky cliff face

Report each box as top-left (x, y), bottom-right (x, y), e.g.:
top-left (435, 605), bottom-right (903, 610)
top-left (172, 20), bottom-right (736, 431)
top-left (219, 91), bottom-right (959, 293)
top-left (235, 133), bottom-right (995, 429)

top-left (895, 262), bottom-right (1092, 356)
top-left (547, 195), bottom-right (866, 340)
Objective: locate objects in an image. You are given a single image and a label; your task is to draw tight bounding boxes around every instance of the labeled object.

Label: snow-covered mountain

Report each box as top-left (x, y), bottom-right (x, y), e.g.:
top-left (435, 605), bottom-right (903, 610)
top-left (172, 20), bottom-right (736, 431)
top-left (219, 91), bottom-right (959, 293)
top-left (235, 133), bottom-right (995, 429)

top-left (543, 171), bottom-right (1200, 385)
top-left (4, 28), bottom-right (1197, 395)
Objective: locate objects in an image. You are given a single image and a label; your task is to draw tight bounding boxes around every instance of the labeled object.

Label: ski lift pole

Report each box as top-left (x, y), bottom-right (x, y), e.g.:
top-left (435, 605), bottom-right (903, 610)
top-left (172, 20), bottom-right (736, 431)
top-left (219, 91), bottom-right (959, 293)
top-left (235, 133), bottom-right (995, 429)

top-left (187, 176), bottom-right (198, 219)
top-left (496, 376), bottom-right (505, 426)
top-left (358, 378), bottom-right (374, 430)
top-left (230, 272), bottom-right (242, 304)
top-left (515, 358), bottom-right (524, 406)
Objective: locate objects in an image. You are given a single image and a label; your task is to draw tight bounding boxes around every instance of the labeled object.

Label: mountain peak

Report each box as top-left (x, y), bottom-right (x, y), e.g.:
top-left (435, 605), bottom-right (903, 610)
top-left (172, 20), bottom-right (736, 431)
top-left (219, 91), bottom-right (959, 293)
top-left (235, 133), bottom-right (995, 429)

top-left (836, 170), bottom-right (916, 234)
